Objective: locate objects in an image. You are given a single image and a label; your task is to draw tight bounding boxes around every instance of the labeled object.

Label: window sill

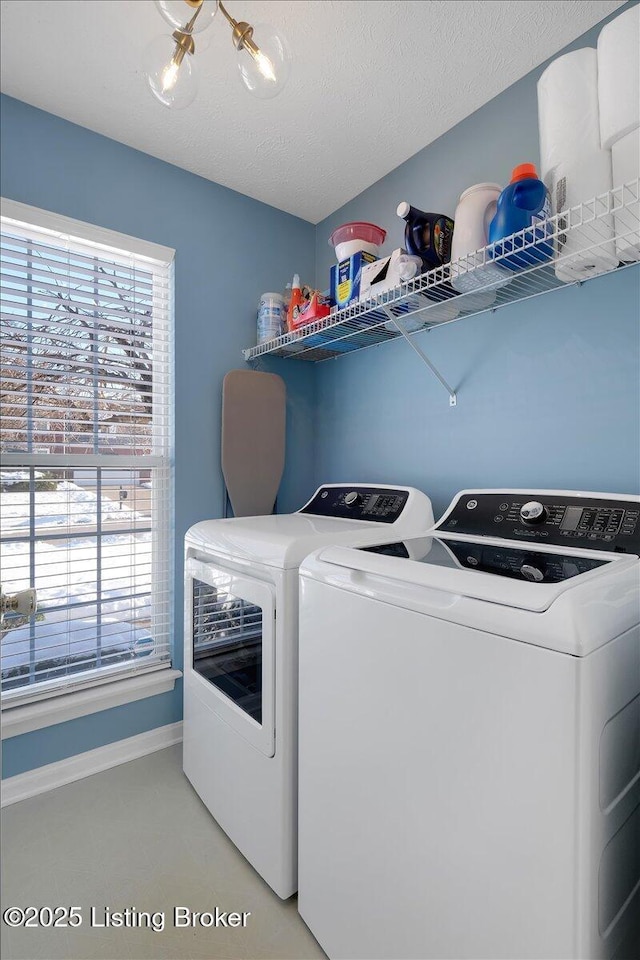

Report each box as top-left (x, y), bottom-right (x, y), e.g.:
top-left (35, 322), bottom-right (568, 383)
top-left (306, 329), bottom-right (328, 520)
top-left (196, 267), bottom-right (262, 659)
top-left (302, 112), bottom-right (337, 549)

top-left (0, 668), bottom-right (182, 740)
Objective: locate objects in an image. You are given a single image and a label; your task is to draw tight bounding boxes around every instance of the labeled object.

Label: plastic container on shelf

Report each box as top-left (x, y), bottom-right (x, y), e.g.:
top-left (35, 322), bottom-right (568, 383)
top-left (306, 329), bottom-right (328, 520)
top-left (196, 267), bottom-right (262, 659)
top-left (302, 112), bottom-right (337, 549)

top-left (286, 274), bottom-right (304, 332)
top-left (335, 239), bottom-right (379, 260)
top-left (488, 163), bottom-right (553, 270)
top-left (396, 202), bottom-right (454, 269)
top-left (329, 222), bottom-right (386, 261)
top-left (449, 182), bottom-right (511, 310)
top-left (257, 292), bottom-right (285, 344)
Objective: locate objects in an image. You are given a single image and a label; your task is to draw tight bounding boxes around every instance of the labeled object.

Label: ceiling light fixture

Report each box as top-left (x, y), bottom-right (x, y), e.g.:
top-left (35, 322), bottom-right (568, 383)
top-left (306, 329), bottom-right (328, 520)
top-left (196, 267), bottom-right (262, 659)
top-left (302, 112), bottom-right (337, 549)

top-left (144, 0), bottom-right (290, 108)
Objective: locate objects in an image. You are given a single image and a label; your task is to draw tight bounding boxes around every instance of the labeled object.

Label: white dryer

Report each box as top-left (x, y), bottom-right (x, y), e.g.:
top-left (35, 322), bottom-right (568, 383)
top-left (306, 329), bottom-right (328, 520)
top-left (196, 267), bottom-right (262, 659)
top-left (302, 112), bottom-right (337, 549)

top-left (298, 489), bottom-right (640, 960)
top-left (183, 483), bottom-right (434, 899)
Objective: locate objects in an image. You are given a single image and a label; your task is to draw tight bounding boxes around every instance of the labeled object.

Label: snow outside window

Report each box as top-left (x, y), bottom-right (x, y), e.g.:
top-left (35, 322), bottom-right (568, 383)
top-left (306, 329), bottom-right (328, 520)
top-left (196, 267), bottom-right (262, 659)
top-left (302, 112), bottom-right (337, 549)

top-left (0, 201), bottom-right (174, 706)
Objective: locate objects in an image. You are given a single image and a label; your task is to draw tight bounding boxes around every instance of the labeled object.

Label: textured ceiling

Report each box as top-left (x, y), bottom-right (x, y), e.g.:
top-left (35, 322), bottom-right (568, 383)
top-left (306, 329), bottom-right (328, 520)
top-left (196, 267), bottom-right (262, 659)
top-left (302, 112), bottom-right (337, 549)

top-left (0, 0), bottom-right (625, 222)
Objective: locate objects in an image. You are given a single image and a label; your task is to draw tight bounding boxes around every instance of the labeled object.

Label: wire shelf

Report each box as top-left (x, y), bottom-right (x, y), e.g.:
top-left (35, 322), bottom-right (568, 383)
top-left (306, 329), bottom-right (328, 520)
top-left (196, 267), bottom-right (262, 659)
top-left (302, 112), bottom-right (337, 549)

top-left (243, 180), bottom-right (640, 365)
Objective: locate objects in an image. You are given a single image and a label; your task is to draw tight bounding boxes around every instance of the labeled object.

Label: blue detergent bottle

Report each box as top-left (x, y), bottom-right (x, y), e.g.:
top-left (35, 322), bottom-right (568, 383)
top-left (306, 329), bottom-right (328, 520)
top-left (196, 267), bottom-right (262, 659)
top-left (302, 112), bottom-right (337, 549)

top-left (488, 163), bottom-right (553, 270)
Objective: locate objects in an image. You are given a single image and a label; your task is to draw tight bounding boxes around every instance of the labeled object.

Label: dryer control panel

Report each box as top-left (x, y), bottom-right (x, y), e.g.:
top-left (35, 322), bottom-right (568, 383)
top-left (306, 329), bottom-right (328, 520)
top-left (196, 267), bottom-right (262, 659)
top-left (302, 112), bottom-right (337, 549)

top-left (300, 486), bottom-right (409, 523)
top-left (438, 492), bottom-right (640, 554)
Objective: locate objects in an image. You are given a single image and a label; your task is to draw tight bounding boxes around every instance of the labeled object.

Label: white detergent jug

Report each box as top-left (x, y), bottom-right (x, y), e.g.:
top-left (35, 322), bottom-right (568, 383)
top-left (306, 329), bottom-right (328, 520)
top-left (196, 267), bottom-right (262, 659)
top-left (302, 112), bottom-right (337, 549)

top-left (450, 182), bottom-right (511, 310)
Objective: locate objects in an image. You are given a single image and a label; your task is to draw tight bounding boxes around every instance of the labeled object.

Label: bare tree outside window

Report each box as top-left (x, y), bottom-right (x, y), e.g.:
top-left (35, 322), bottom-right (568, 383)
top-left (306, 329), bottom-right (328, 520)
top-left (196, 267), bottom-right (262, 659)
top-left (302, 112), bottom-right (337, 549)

top-left (1, 220), bottom-right (172, 697)
top-left (1, 254), bottom-right (154, 457)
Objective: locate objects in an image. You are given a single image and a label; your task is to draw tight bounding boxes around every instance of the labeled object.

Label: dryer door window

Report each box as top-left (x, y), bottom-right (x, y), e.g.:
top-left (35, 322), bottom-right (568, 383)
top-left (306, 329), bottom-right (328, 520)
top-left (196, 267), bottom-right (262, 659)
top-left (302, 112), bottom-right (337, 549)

top-left (185, 558), bottom-right (276, 757)
top-left (192, 578), bottom-right (263, 723)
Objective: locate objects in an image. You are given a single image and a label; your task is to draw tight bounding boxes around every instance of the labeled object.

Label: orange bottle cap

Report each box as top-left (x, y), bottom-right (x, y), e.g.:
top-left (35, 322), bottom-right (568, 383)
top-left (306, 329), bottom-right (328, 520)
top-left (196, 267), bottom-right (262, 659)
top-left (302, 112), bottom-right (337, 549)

top-left (511, 163), bottom-right (538, 182)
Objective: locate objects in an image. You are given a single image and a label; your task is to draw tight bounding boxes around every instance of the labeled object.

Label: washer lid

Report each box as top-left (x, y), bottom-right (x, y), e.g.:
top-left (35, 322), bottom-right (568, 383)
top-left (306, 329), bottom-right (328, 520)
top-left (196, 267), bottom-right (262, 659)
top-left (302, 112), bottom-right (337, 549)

top-left (301, 537), bottom-right (640, 654)
top-left (361, 537), bottom-right (610, 585)
top-left (307, 535), bottom-right (636, 613)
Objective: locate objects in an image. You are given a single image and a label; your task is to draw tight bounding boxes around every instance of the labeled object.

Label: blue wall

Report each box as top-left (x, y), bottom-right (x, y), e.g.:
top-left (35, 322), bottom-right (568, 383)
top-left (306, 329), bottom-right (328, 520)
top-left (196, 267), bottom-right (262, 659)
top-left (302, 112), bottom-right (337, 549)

top-left (313, 9), bottom-right (640, 520)
top-left (0, 94), bottom-right (316, 778)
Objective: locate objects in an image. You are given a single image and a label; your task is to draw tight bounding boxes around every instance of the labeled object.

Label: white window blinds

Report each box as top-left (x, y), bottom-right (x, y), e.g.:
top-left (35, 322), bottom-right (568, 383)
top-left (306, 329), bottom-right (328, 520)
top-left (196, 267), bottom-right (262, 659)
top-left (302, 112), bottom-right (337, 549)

top-left (0, 201), bottom-right (174, 704)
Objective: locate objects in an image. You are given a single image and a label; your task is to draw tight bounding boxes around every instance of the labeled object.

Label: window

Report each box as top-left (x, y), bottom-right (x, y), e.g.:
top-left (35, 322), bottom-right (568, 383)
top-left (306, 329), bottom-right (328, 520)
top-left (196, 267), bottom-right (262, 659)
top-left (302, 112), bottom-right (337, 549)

top-left (0, 200), bottom-right (174, 709)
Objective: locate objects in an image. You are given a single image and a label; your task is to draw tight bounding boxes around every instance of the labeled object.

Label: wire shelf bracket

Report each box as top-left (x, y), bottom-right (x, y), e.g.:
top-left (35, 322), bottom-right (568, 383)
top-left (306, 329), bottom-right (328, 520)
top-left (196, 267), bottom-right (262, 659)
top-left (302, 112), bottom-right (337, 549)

top-left (382, 307), bottom-right (457, 405)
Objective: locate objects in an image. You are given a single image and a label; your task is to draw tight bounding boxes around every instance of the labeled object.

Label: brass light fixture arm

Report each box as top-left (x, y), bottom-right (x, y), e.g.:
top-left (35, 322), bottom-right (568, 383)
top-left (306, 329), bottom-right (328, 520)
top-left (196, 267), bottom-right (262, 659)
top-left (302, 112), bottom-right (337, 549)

top-left (218, 0), bottom-right (259, 57)
top-left (169, 0), bottom-right (205, 67)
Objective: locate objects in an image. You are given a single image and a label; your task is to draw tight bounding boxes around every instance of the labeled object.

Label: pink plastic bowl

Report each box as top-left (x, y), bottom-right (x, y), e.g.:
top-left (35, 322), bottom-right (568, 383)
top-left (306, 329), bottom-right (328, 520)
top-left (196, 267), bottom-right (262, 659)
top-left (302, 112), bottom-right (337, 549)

top-left (329, 222), bottom-right (387, 253)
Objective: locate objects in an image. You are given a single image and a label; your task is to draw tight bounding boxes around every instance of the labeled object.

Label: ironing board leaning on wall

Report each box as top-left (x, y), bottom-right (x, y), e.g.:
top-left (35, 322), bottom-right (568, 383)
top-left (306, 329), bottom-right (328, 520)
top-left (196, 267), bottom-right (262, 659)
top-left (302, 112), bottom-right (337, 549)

top-left (221, 369), bottom-right (286, 517)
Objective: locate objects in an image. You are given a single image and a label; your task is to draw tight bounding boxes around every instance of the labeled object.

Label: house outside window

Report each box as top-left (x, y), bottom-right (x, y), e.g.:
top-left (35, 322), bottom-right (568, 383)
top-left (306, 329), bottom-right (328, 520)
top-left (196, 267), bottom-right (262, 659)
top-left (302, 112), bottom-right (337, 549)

top-left (0, 200), bottom-right (175, 721)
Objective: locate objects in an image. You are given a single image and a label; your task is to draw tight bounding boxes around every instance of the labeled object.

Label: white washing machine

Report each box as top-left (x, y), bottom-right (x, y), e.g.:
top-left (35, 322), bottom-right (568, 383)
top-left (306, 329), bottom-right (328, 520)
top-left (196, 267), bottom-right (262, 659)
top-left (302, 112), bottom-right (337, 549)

top-left (183, 483), bottom-right (434, 899)
top-left (298, 489), bottom-right (640, 960)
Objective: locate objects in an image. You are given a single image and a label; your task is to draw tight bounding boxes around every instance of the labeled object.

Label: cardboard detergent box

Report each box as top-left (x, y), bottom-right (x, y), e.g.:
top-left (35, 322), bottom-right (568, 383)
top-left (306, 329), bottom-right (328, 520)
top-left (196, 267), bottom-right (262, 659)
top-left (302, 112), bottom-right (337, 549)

top-left (330, 251), bottom-right (378, 309)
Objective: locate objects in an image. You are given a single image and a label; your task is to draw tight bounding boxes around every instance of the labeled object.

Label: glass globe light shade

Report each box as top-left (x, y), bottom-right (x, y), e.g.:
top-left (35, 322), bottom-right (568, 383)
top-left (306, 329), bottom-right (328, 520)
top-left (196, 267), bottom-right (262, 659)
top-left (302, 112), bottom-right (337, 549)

top-left (154, 0), bottom-right (218, 34)
top-left (237, 24), bottom-right (291, 100)
top-left (144, 34), bottom-right (198, 109)
top-left (191, 24), bottom-right (213, 53)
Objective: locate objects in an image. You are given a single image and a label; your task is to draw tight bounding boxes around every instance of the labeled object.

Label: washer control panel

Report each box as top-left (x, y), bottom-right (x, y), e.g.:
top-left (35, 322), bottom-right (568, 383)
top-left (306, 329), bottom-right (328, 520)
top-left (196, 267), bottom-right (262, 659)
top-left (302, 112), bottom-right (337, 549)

top-left (438, 492), bottom-right (640, 553)
top-left (300, 486), bottom-right (409, 523)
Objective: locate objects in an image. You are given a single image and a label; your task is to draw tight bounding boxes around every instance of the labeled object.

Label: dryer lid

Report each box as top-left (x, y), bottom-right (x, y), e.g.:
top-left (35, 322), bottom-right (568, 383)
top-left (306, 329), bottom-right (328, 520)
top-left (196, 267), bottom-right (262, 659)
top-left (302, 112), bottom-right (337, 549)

top-left (185, 484), bottom-right (434, 569)
top-left (186, 513), bottom-right (394, 568)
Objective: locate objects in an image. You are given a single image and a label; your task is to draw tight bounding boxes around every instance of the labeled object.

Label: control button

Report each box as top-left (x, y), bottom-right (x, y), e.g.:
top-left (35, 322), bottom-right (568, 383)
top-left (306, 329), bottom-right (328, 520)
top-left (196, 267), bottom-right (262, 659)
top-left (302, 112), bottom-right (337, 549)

top-left (321, 491), bottom-right (328, 498)
top-left (521, 564), bottom-right (544, 582)
top-left (344, 491), bottom-right (359, 506)
top-left (466, 500), bottom-right (478, 510)
top-left (467, 557), bottom-right (479, 566)
top-left (494, 515), bottom-right (503, 523)
top-left (603, 535), bottom-right (614, 542)
top-left (499, 503), bottom-right (509, 512)
top-left (588, 533), bottom-right (599, 540)
top-left (520, 501), bottom-right (547, 524)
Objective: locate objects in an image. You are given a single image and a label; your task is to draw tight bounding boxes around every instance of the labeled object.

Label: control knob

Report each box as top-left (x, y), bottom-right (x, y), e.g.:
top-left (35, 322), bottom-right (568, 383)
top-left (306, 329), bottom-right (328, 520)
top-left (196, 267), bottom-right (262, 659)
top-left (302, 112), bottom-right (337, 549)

top-left (520, 501), bottom-right (547, 524)
top-left (520, 564), bottom-right (544, 582)
top-left (344, 491), bottom-right (360, 506)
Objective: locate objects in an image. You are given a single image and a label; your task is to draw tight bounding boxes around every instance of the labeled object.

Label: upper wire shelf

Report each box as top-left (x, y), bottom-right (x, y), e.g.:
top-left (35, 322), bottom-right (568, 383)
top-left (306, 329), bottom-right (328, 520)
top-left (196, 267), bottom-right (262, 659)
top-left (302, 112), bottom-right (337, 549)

top-left (243, 180), bottom-right (640, 365)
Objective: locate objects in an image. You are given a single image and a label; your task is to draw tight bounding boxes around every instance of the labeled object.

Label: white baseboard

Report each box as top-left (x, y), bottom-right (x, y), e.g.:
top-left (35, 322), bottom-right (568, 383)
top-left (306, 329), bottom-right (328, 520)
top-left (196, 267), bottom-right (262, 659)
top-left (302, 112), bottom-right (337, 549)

top-left (1, 721), bottom-right (183, 807)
